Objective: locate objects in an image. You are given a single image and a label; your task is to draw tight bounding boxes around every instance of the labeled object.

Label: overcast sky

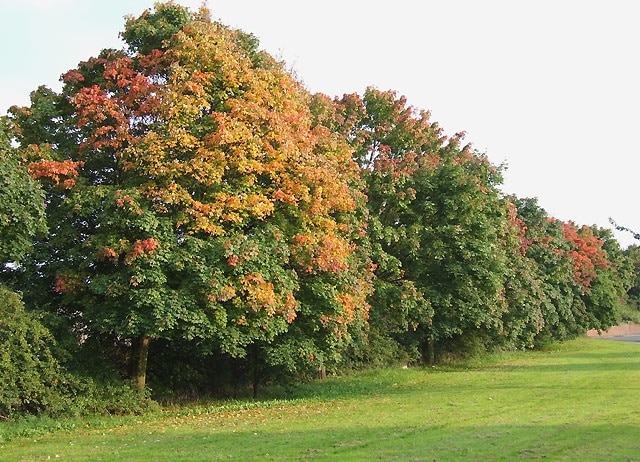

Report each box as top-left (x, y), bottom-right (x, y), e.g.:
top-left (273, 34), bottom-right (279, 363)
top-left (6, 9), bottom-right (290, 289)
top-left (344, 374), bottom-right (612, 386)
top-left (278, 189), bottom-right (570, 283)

top-left (2, 0), bottom-right (638, 246)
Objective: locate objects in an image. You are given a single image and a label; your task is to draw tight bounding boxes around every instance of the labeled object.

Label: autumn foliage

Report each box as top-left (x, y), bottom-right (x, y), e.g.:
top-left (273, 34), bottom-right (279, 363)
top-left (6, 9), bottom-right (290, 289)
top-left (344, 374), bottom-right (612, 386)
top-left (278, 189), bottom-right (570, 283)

top-left (1, 2), bottom-right (632, 406)
top-left (5, 2), bottom-right (373, 392)
top-left (561, 221), bottom-right (608, 290)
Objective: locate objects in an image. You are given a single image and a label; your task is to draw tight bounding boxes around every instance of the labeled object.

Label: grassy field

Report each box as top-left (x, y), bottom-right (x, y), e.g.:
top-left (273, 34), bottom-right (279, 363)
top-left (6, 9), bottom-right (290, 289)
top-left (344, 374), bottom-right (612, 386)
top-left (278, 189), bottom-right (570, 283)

top-left (1, 337), bottom-right (639, 461)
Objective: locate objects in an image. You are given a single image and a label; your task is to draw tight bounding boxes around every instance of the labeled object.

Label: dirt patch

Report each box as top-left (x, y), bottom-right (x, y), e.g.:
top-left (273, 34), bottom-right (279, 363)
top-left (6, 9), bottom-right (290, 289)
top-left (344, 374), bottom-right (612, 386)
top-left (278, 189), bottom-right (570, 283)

top-left (586, 323), bottom-right (640, 337)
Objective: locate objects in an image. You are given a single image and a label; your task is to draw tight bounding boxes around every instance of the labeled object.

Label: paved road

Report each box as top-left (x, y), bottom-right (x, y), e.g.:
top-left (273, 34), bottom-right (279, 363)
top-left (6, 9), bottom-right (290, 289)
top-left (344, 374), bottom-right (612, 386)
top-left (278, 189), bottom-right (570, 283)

top-left (598, 334), bottom-right (640, 343)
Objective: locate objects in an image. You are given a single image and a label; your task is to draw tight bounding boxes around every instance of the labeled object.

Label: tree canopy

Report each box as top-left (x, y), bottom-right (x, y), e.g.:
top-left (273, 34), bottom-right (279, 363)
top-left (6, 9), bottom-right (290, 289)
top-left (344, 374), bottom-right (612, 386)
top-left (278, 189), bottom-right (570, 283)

top-left (7, 2), bottom-right (372, 390)
top-left (1, 2), bottom-right (635, 409)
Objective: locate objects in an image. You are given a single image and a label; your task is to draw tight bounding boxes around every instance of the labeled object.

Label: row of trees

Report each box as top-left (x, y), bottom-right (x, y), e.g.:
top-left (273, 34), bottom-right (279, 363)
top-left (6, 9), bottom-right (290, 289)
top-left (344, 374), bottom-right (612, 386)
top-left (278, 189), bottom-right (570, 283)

top-left (1, 3), bottom-right (638, 416)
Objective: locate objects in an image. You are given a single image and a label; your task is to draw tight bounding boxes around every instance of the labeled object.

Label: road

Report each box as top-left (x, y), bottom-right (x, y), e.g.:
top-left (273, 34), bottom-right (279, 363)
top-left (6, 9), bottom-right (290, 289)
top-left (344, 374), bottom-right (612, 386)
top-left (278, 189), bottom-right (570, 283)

top-left (597, 334), bottom-right (640, 343)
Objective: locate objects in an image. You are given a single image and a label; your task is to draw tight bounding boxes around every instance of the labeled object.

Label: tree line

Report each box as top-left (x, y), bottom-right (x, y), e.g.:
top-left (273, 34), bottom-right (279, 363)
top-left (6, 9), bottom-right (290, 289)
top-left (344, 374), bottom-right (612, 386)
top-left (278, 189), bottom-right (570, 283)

top-left (1, 2), bottom-right (639, 418)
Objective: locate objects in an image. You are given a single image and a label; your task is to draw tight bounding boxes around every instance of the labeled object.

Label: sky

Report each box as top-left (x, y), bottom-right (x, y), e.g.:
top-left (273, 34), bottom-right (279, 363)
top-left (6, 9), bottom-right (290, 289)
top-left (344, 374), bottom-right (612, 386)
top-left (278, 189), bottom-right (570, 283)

top-left (1, 0), bottom-right (638, 247)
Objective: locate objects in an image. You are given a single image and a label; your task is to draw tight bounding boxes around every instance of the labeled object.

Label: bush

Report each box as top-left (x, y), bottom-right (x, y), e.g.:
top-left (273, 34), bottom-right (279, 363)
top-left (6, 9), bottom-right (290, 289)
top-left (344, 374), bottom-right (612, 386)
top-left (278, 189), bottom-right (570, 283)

top-left (0, 286), bottom-right (74, 419)
top-left (70, 379), bottom-right (158, 416)
top-left (0, 286), bottom-right (157, 419)
top-left (345, 326), bottom-right (421, 369)
top-left (435, 331), bottom-right (493, 363)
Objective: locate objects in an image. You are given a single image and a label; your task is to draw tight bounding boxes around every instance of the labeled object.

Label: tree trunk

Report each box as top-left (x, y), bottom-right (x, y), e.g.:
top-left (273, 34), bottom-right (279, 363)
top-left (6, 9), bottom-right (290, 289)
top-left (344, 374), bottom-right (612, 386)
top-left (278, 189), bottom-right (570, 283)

top-left (426, 336), bottom-right (435, 366)
top-left (425, 318), bottom-right (436, 366)
top-left (134, 335), bottom-right (151, 392)
top-left (252, 376), bottom-right (260, 399)
top-left (252, 347), bottom-right (260, 399)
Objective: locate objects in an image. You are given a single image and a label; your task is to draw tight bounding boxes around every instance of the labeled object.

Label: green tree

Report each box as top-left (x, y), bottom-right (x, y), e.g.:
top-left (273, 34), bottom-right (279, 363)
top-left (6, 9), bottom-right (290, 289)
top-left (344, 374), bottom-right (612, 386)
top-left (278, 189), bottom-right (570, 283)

top-left (322, 88), bottom-right (514, 364)
top-left (623, 245), bottom-right (640, 310)
top-left (512, 198), bottom-right (582, 342)
top-left (0, 118), bottom-right (47, 263)
top-left (497, 199), bottom-right (546, 349)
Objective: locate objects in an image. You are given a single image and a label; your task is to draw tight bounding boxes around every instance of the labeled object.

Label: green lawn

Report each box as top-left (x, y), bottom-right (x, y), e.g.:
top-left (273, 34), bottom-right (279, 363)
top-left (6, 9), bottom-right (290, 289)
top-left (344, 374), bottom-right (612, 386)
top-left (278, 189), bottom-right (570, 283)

top-left (2, 337), bottom-right (639, 461)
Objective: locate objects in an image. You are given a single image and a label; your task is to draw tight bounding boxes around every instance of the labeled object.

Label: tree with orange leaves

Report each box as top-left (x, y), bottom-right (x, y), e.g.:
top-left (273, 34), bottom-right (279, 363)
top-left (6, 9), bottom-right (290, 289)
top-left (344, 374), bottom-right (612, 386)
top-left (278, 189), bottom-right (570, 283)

top-left (8, 2), bottom-right (372, 390)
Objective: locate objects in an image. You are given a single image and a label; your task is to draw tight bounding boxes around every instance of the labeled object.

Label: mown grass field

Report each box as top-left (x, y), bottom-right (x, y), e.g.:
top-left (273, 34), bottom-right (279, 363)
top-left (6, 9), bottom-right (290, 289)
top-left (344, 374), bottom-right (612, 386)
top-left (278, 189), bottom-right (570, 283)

top-left (2, 337), bottom-right (639, 461)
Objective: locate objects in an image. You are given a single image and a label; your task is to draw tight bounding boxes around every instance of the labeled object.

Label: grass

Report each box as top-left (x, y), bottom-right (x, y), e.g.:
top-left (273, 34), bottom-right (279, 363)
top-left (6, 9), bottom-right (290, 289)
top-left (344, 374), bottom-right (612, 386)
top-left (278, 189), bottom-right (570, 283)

top-left (2, 337), bottom-right (640, 461)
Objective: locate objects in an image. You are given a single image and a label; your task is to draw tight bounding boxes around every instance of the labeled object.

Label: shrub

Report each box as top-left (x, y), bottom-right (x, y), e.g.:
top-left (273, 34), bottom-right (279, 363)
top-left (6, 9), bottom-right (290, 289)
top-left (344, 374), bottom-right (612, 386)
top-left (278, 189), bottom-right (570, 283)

top-left (0, 286), bottom-right (74, 419)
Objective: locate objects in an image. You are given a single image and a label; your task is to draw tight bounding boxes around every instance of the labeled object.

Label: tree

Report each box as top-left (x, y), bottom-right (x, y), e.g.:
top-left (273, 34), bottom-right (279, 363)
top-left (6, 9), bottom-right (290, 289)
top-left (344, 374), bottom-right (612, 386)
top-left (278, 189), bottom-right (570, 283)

top-left (320, 88), bottom-right (514, 364)
top-left (511, 198), bottom-right (583, 342)
top-left (565, 224), bottom-right (623, 331)
top-left (0, 118), bottom-right (47, 263)
top-left (510, 198), bottom-right (621, 343)
top-left (8, 2), bottom-right (372, 390)
top-left (496, 199), bottom-right (547, 349)
top-left (623, 245), bottom-right (640, 311)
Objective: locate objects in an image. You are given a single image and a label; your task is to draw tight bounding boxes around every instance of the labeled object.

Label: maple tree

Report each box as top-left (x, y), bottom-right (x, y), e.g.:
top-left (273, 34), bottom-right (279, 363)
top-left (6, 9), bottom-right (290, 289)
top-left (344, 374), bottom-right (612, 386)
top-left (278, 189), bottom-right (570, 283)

top-left (318, 88), bottom-right (515, 363)
top-left (2, 2), bottom-right (633, 408)
top-left (564, 223), bottom-right (626, 331)
top-left (496, 198), bottom-right (548, 349)
top-left (561, 221), bottom-right (608, 290)
top-left (509, 198), bottom-right (623, 342)
top-left (505, 198), bottom-right (574, 342)
top-left (8, 3), bottom-right (371, 390)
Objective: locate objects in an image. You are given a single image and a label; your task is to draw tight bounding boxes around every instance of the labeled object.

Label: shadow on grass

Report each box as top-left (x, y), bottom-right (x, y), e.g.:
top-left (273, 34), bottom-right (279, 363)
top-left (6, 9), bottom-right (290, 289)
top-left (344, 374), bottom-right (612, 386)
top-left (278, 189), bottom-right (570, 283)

top-left (262, 348), bottom-right (640, 403)
top-left (484, 361), bottom-right (640, 374)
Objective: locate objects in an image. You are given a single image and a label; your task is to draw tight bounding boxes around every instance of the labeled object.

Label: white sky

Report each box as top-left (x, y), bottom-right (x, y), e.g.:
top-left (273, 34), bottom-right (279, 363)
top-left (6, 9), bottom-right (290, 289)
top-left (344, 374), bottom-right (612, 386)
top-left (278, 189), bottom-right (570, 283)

top-left (1, 0), bottom-right (638, 247)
